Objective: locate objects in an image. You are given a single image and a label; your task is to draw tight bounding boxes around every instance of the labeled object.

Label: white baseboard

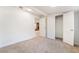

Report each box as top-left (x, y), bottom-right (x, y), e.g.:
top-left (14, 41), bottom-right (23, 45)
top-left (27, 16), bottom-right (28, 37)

top-left (0, 35), bottom-right (35, 48)
top-left (63, 40), bottom-right (74, 46)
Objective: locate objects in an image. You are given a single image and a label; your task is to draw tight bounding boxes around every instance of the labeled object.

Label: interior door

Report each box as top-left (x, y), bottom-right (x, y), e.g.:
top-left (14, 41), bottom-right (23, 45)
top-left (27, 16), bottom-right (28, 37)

top-left (47, 15), bottom-right (55, 39)
top-left (63, 11), bottom-right (74, 46)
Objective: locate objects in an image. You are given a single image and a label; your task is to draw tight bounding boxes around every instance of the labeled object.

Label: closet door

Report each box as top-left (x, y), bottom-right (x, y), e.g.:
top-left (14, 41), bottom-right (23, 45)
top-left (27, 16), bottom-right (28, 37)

top-left (47, 15), bottom-right (55, 39)
top-left (63, 11), bottom-right (74, 46)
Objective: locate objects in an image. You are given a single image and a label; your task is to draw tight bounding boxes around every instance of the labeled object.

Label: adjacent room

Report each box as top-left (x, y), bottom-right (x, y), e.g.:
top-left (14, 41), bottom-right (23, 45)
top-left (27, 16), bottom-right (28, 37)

top-left (0, 6), bottom-right (79, 53)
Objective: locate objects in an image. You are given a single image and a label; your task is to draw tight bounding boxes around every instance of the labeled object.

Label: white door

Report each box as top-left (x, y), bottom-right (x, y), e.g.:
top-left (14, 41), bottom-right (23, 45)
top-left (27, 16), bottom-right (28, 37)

top-left (63, 11), bottom-right (74, 46)
top-left (47, 15), bottom-right (55, 39)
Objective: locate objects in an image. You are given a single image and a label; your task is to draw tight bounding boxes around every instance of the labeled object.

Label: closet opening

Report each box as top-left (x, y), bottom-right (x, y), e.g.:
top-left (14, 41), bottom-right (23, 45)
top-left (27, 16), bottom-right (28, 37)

top-left (55, 15), bottom-right (63, 41)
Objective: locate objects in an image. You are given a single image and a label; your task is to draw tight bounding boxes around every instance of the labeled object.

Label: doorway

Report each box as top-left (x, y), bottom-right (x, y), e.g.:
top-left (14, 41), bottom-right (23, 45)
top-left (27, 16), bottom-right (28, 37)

top-left (35, 22), bottom-right (39, 31)
top-left (35, 17), bottom-right (40, 36)
top-left (55, 15), bottom-right (63, 41)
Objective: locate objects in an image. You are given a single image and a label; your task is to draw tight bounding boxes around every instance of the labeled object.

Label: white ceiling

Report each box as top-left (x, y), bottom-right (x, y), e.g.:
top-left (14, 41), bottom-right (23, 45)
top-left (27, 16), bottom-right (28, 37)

top-left (23, 6), bottom-right (79, 16)
top-left (33, 6), bottom-right (72, 14)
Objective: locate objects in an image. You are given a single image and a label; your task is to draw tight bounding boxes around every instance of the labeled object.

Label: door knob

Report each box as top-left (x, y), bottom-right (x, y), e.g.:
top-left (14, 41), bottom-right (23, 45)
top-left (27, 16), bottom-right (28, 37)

top-left (70, 29), bottom-right (74, 31)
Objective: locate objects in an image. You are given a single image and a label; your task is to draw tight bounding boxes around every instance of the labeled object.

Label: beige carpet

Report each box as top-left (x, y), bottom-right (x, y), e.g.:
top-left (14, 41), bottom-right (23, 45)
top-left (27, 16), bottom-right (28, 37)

top-left (0, 36), bottom-right (79, 53)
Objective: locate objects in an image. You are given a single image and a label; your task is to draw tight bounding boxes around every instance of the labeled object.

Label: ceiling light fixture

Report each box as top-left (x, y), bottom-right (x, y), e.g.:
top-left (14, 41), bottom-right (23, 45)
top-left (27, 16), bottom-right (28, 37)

top-left (26, 8), bottom-right (33, 12)
top-left (50, 6), bottom-right (56, 7)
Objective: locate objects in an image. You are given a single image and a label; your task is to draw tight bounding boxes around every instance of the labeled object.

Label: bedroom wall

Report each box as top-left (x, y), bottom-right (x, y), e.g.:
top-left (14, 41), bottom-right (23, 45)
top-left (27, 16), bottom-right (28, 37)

top-left (0, 7), bottom-right (35, 48)
top-left (39, 16), bottom-right (46, 37)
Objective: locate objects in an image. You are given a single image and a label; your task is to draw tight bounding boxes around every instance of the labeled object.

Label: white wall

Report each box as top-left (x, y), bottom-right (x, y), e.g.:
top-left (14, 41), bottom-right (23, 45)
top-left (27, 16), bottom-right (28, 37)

top-left (63, 11), bottom-right (74, 46)
top-left (39, 16), bottom-right (46, 37)
top-left (74, 11), bottom-right (79, 45)
top-left (55, 15), bottom-right (63, 38)
top-left (0, 7), bottom-right (35, 48)
top-left (47, 15), bottom-right (55, 39)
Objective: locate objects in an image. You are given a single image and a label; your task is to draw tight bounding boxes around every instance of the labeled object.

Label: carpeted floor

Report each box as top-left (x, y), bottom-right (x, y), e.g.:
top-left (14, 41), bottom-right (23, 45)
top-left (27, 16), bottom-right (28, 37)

top-left (0, 36), bottom-right (79, 53)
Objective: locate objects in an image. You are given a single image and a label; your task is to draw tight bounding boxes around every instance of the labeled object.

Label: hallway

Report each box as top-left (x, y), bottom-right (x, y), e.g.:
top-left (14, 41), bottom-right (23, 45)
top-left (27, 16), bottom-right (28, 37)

top-left (0, 36), bottom-right (79, 53)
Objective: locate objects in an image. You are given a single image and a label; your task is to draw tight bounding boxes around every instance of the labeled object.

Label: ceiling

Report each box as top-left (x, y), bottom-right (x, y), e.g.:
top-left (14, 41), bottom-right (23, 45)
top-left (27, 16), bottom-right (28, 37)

top-left (23, 6), bottom-right (79, 16)
top-left (33, 6), bottom-right (72, 14)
